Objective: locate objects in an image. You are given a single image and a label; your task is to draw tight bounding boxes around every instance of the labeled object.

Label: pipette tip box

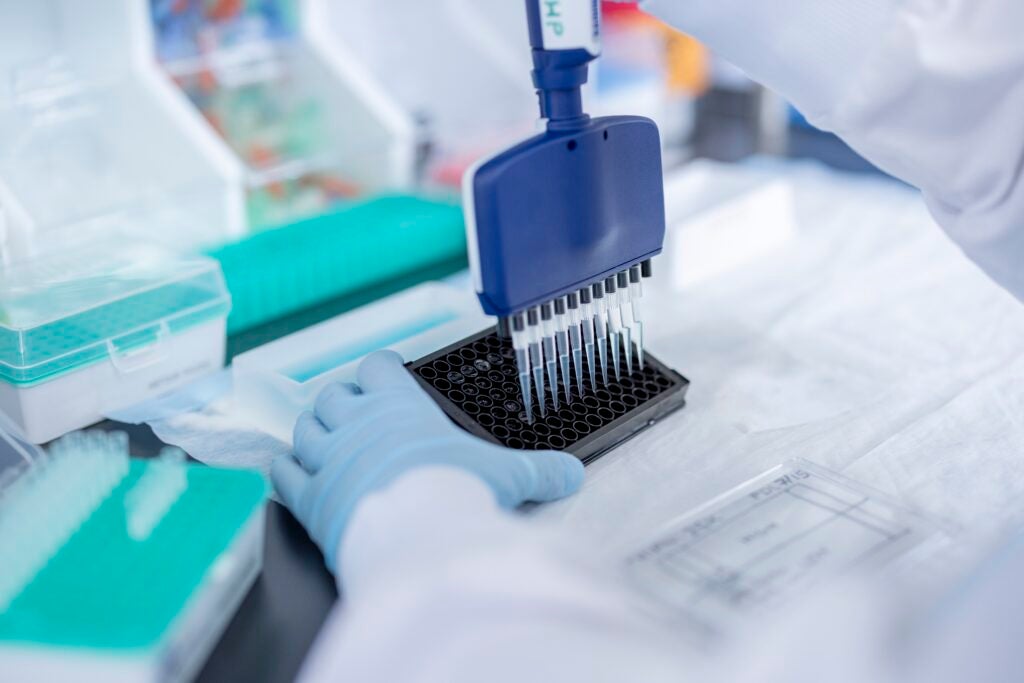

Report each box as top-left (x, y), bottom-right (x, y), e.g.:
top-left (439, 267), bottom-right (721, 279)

top-left (0, 242), bottom-right (231, 443)
top-left (407, 328), bottom-right (689, 464)
top-left (0, 431), bottom-right (267, 683)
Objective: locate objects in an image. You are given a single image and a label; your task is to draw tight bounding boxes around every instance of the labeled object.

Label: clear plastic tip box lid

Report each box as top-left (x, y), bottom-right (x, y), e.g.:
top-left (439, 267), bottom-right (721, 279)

top-left (0, 242), bottom-right (230, 386)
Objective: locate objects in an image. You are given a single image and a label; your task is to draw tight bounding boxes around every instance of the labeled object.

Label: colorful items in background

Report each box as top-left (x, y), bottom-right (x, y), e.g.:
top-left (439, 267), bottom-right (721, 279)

top-left (663, 28), bottom-right (709, 97)
top-left (152, 0), bottom-right (361, 231)
top-left (593, 2), bottom-right (707, 154)
top-left (172, 68), bottom-right (361, 230)
top-left (151, 0), bottom-right (298, 63)
top-left (598, 1), bottom-right (708, 98)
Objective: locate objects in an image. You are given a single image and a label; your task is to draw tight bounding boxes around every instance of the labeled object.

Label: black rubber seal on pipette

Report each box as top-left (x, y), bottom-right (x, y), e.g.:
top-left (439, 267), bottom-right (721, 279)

top-left (617, 271), bottom-right (629, 289)
top-left (605, 276), bottom-right (617, 294)
top-left (641, 259), bottom-right (653, 278)
top-left (406, 328), bottom-right (690, 465)
top-left (592, 282), bottom-right (604, 299)
top-left (579, 287), bottom-right (592, 304)
top-left (527, 307), bottom-right (539, 326)
top-left (629, 265), bottom-right (641, 284)
top-left (554, 298), bottom-right (567, 315)
top-left (512, 313), bottom-right (525, 332)
top-left (497, 317), bottom-right (512, 339)
top-left (540, 302), bottom-right (553, 321)
top-left (567, 292), bottom-right (579, 309)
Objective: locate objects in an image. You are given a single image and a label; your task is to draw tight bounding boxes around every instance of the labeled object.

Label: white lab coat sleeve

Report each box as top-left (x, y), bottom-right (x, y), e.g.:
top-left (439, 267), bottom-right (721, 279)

top-left (296, 466), bottom-right (689, 683)
top-left (643, 0), bottom-right (1024, 301)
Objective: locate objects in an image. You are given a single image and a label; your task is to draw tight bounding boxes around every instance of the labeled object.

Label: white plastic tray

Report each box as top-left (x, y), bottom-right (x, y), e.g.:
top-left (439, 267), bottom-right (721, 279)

top-left (232, 282), bottom-right (489, 443)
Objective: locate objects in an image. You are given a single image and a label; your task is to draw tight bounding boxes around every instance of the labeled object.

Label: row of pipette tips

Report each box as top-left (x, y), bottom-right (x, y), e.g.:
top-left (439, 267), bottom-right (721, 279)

top-left (0, 431), bottom-right (190, 610)
top-left (506, 261), bottom-right (651, 424)
top-left (0, 431), bottom-right (130, 611)
top-left (125, 447), bottom-right (187, 542)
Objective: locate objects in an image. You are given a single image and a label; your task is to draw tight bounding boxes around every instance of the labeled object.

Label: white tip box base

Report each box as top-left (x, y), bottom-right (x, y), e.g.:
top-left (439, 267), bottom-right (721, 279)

top-left (0, 319), bottom-right (226, 444)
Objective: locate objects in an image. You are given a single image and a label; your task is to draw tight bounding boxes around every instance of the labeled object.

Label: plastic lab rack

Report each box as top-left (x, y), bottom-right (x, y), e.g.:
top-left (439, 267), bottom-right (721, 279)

top-left (233, 282), bottom-right (488, 443)
top-left (0, 430), bottom-right (268, 683)
top-left (207, 194), bottom-right (466, 334)
top-left (0, 241), bottom-right (230, 443)
top-left (0, 1), bottom-right (237, 259)
top-left (150, 0), bottom-right (414, 234)
top-left (407, 328), bottom-right (689, 464)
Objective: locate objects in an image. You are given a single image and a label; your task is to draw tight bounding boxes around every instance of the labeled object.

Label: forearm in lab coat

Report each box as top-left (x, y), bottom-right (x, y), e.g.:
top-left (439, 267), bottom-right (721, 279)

top-left (296, 467), bottom-right (686, 683)
top-left (643, 0), bottom-right (1024, 301)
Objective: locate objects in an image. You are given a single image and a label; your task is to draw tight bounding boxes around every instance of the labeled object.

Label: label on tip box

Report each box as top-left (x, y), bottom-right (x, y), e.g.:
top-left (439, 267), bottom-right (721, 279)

top-left (537, 0), bottom-right (601, 56)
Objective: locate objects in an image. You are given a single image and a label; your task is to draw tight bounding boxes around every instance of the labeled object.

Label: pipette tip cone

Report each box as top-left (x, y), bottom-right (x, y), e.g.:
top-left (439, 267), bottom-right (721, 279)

top-left (519, 373), bottom-right (533, 424)
top-left (637, 322), bottom-right (645, 370)
top-left (610, 331), bottom-right (621, 381)
top-left (572, 349), bottom-right (584, 396)
top-left (623, 328), bottom-right (633, 376)
top-left (585, 342), bottom-right (596, 390)
top-left (533, 366), bottom-right (546, 417)
top-left (546, 361), bottom-right (560, 411)
top-left (560, 355), bottom-right (572, 403)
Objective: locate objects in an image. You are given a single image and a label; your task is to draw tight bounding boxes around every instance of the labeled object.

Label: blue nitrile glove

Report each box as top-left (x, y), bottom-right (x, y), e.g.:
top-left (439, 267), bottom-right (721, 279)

top-left (270, 349), bottom-right (585, 572)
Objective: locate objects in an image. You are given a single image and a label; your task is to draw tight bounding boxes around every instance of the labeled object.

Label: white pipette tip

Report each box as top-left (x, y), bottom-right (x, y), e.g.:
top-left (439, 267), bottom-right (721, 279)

top-left (617, 270), bottom-right (638, 375)
top-left (610, 330), bottom-right (622, 381)
top-left (622, 326), bottom-right (633, 376)
top-left (547, 361), bottom-right (560, 411)
top-left (511, 313), bottom-right (533, 423)
top-left (540, 302), bottom-right (559, 411)
top-left (519, 372), bottom-right (534, 424)
top-left (0, 430), bottom-right (130, 611)
top-left (636, 321), bottom-right (645, 370)
top-left (584, 342), bottom-right (596, 390)
top-left (561, 353), bottom-right (572, 403)
top-left (533, 363), bottom-right (547, 417)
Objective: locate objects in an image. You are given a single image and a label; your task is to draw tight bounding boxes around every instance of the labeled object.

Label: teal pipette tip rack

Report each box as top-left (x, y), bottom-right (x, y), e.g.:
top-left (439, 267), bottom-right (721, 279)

top-left (0, 429), bottom-right (267, 682)
top-left (0, 240), bottom-right (232, 443)
top-left (0, 243), bottom-right (230, 387)
top-left (208, 193), bottom-right (467, 334)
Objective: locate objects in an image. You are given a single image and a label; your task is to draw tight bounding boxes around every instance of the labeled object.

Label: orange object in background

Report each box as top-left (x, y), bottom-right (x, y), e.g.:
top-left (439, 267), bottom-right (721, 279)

top-left (247, 143), bottom-right (279, 170)
top-left (602, 0), bottom-right (709, 97)
top-left (207, 0), bottom-right (243, 22)
top-left (196, 67), bottom-right (218, 94)
top-left (311, 174), bottom-right (361, 200)
top-left (663, 30), bottom-right (708, 96)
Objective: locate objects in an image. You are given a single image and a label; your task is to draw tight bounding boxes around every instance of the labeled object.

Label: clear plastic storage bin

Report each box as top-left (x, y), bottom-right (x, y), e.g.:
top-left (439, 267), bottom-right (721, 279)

top-left (0, 240), bottom-right (231, 443)
top-left (150, 0), bottom-right (414, 232)
top-left (311, 0), bottom-right (537, 187)
top-left (0, 0), bottom-right (236, 258)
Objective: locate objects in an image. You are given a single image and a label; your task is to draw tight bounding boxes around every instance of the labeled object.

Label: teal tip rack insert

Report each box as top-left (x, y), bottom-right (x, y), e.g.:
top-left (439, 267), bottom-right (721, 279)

top-left (0, 434), bottom-right (267, 661)
top-left (0, 243), bottom-right (230, 387)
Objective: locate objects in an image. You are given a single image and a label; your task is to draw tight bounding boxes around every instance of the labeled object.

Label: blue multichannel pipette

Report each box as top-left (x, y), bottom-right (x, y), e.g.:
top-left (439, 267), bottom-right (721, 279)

top-left (463, 1), bottom-right (666, 422)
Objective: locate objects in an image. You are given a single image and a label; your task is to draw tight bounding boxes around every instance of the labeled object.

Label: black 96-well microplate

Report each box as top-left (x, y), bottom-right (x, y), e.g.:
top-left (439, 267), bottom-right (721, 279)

top-left (406, 327), bottom-right (689, 464)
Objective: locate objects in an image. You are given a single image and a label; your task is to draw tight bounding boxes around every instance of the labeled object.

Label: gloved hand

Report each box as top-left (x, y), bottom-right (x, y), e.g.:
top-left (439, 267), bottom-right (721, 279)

top-left (270, 349), bottom-right (585, 572)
